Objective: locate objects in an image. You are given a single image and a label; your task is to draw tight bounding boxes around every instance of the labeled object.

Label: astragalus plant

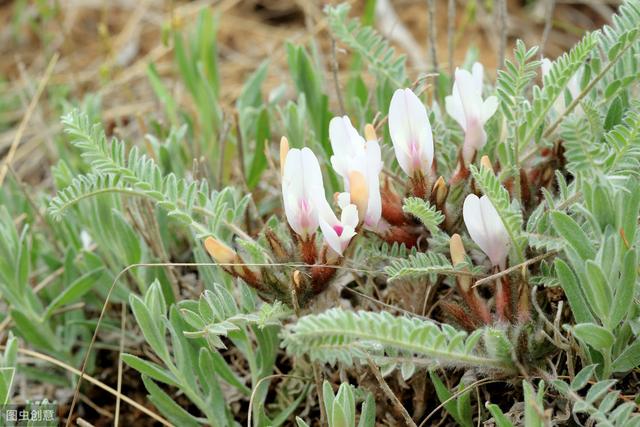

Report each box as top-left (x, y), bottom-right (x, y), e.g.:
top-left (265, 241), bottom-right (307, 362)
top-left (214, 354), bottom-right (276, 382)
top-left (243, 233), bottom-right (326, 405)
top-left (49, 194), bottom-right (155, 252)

top-left (2, 1), bottom-right (640, 426)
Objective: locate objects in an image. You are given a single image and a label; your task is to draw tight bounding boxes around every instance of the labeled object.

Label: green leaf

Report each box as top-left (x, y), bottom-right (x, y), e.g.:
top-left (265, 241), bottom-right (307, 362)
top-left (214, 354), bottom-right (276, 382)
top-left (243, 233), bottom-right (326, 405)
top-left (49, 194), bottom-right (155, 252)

top-left (141, 376), bottom-right (200, 427)
top-left (604, 97), bottom-right (624, 131)
top-left (550, 211), bottom-right (595, 260)
top-left (45, 268), bottom-right (104, 317)
top-left (612, 341), bottom-right (640, 372)
top-left (296, 417), bottom-right (311, 427)
top-left (237, 61), bottom-right (268, 111)
top-left (523, 381), bottom-right (545, 427)
top-left (402, 198), bottom-right (444, 235)
top-left (10, 310), bottom-right (56, 352)
top-left (573, 323), bottom-right (614, 352)
top-left (584, 260), bottom-right (612, 321)
top-left (429, 371), bottom-right (472, 427)
top-left (270, 383), bottom-right (311, 427)
top-left (325, 3), bottom-right (407, 86)
top-left (571, 365), bottom-right (597, 391)
top-left (129, 294), bottom-right (169, 362)
top-left (146, 63), bottom-right (178, 125)
top-left (121, 354), bottom-right (177, 386)
top-left (358, 392), bottom-right (376, 427)
top-left (610, 249), bottom-right (636, 328)
top-left (485, 402), bottom-right (514, 427)
top-left (247, 107), bottom-right (270, 189)
top-left (554, 259), bottom-right (594, 324)
top-left (0, 368), bottom-right (15, 405)
top-left (283, 309), bottom-right (512, 371)
top-left (384, 252), bottom-right (453, 282)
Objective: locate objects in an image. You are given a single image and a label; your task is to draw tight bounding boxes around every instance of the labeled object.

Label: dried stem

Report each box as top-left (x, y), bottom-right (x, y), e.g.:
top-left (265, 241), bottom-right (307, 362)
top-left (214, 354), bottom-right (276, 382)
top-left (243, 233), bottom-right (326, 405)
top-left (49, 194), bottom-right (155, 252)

top-left (447, 0), bottom-right (456, 77)
top-left (0, 53), bottom-right (58, 186)
top-left (541, 0), bottom-right (557, 55)
top-left (367, 358), bottom-right (417, 427)
top-left (474, 251), bottom-right (559, 288)
top-left (427, 0), bottom-right (439, 74)
top-left (497, 0), bottom-right (507, 68)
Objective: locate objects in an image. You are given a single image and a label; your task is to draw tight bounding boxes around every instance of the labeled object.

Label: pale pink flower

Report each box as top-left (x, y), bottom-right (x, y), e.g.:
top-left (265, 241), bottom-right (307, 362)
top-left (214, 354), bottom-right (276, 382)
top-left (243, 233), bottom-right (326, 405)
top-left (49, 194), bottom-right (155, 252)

top-left (281, 147), bottom-right (326, 239)
top-left (329, 116), bottom-right (382, 229)
top-left (463, 194), bottom-right (510, 268)
top-left (388, 88), bottom-right (434, 177)
top-left (318, 202), bottom-right (359, 256)
top-left (445, 64), bottom-right (498, 161)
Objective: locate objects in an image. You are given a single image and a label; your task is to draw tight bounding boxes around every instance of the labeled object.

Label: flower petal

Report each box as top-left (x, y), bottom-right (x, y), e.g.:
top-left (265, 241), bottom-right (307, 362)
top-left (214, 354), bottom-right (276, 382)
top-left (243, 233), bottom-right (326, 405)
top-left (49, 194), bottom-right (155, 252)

top-left (389, 88), bottom-right (434, 176)
top-left (463, 194), bottom-right (510, 267)
top-left (341, 204), bottom-right (360, 229)
top-left (364, 141), bottom-right (382, 228)
top-left (481, 96), bottom-right (499, 124)
top-left (455, 69), bottom-right (482, 121)
top-left (471, 62), bottom-right (484, 94)
top-left (319, 216), bottom-right (343, 255)
top-left (463, 194), bottom-right (490, 257)
top-left (445, 88), bottom-right (467, 130)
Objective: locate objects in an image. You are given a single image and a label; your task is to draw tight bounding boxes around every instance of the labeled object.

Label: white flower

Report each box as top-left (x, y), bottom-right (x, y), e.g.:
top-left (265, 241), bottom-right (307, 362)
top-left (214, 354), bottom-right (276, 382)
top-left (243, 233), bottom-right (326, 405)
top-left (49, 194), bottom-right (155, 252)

top-left (463, 194), bottom-right (510, 268)
top-left (388, 88), bottom-right (434, 177)
top-left (80, 230), bottom-right (92, 250)
top-left (318, 202), bottom-right (359, 256)
top-left (329, 116), bottom-right (382, 228)
top-left (445, 63), bottom-right (498, 161)
top-left (281, 147), bottom-right (326, 239)
top-left (541, 58), bottom-right (582, 115)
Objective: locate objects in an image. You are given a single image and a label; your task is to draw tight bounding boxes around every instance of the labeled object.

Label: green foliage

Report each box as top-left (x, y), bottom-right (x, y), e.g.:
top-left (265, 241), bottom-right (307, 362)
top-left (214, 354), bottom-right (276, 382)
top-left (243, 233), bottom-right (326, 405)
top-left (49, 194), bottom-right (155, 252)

top-left (518, 32), bottom-right (598, 149)
top-left (299, 381), bottom-right (376, 427)
top-left (496, 40), bottom-right (540, 122)
top-left (550, 178), bottom-right (640, 378)
top-left (384, 252), bottom-right (453, 282)
top-left (0, 334), bottom-right (17, 405)
top-left (325, 3), bottom-right (407, 87)
top-left (126, 281), bottom-right (298, 426)
top-left (429, 371), bottom-right (473, 427)
top-left (49, 110), bottom-right (251, 239)
top-left (402, 197), bottom-right (444, 235)
top-left (283, 308), bottom-right (514, 372)
top-left (552, 365), bottom-right (640, 426)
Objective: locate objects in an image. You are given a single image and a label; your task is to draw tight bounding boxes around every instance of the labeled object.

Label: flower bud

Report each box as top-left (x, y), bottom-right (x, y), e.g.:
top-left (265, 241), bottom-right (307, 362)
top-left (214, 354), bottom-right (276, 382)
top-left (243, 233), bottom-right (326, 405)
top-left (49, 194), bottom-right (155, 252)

top-left (450, 233), bottom-right (471, 291)
top-left (293, 270), bottom-right (303, 288)
top-left (450, 233), bottom-right (491, 323)
top-left (348, 171), bottom-right (369, 223)
top-left (480, 155), bottom-right (494, 173)
top-left (279, 136), bottom-right (289, 176)
top-left (364, 123), bottom-right (377, 142)
top-left (431, 176), bottom-right (448, 209)
top-left (204, 237), bottom-right (237, 264)
top-left (449, 233), bottom-right (466, 266)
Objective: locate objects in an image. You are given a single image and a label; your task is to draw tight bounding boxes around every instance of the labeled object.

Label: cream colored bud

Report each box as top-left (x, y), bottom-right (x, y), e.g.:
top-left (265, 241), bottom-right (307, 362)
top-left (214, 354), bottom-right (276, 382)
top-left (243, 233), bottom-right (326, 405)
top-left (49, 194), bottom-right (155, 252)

top-left (480, 155), bottom-right (494, 173)
top-left (293, 270), bottom-right (303, 287)
top-left (279, 136), bottom-right (289, 176)
top-left (204, 237), bottom-right (236, 264)
top-left (348, 171), bottom-right (369, 222)
top-left (450, 233), bottom-right (472, 292)
top-left (449, 234), bottom-right (467, 266)
top-left (364, 123), bottom-right (377, 142)
top-left (432, 176), bottom-right (448, 206)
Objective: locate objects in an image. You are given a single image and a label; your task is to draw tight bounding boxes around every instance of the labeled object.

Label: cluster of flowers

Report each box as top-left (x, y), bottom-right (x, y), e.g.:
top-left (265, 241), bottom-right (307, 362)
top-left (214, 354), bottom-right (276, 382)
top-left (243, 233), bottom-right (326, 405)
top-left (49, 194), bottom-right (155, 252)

top-left (204, 63), bottom-right (531, 316)
top-left (279, 63), bottom-right (509, 269)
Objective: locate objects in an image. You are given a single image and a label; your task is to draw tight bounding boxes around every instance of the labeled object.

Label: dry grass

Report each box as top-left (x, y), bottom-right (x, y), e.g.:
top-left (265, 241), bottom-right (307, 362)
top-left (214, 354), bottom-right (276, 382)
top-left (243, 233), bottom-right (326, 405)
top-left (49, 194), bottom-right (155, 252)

top-left (0, 0), bottom-right (614, 189)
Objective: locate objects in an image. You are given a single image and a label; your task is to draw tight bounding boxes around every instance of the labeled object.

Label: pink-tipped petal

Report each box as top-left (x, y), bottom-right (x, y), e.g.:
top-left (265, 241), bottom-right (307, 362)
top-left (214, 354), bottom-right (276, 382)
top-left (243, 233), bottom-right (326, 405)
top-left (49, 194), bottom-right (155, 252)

top-left (389, 88), bottom-right (434, 177)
